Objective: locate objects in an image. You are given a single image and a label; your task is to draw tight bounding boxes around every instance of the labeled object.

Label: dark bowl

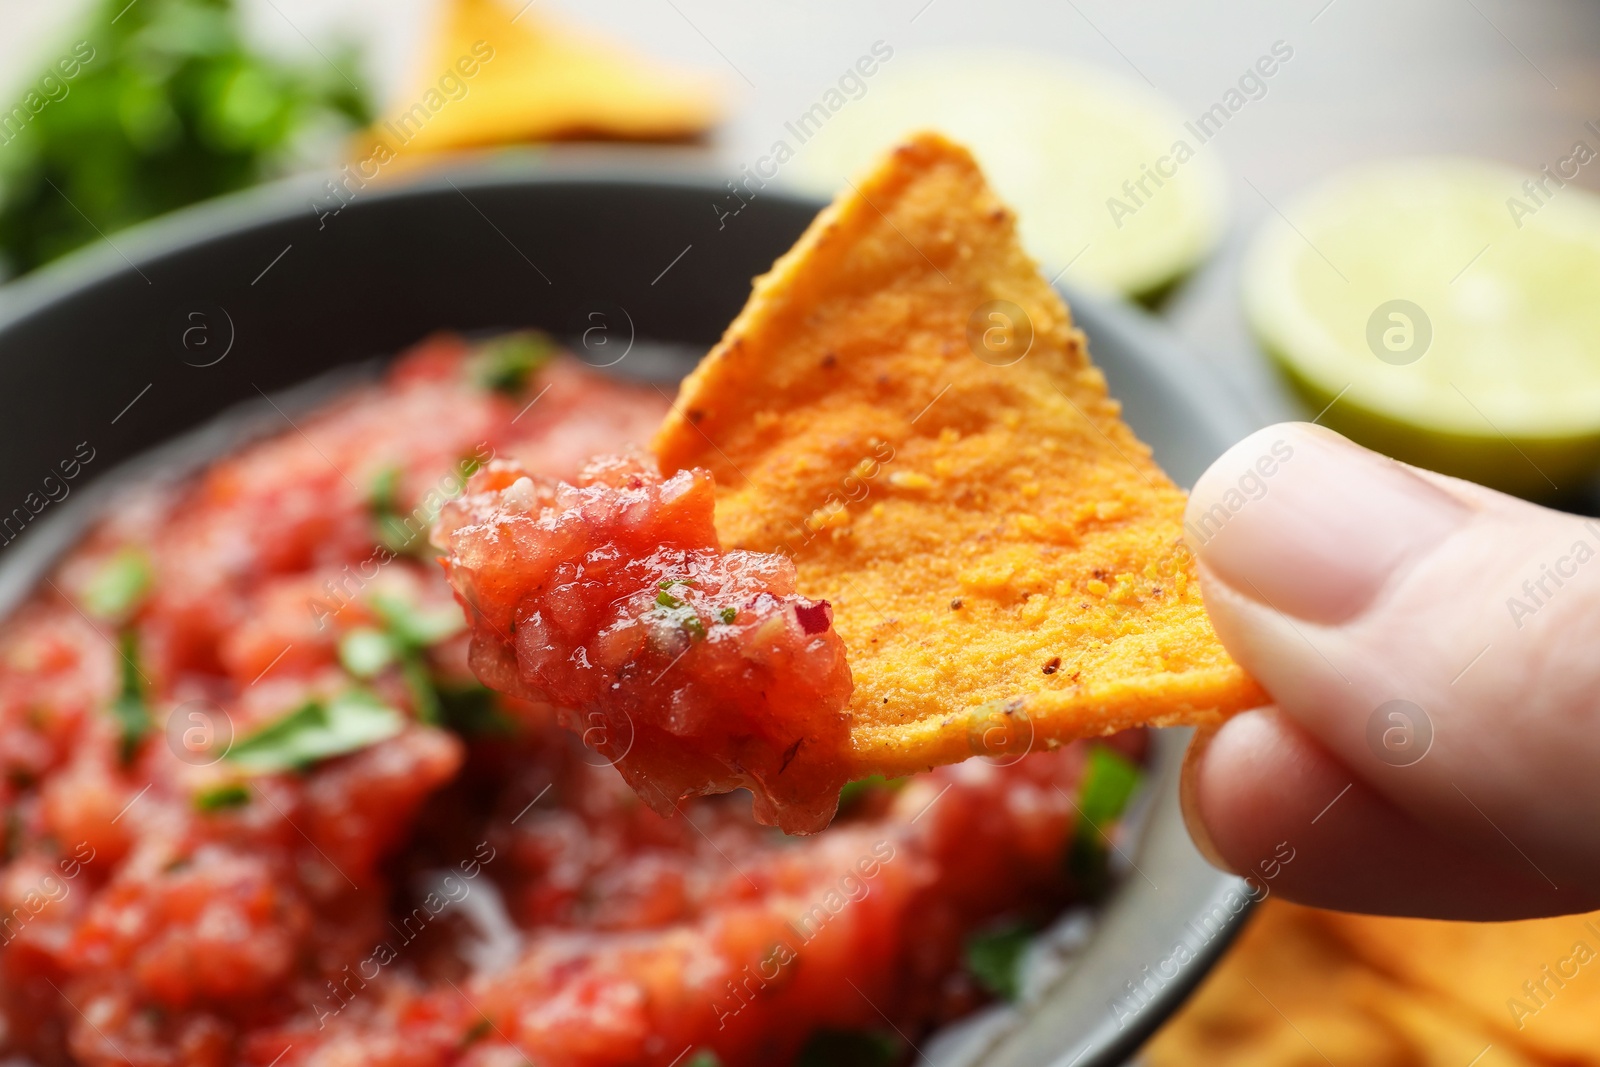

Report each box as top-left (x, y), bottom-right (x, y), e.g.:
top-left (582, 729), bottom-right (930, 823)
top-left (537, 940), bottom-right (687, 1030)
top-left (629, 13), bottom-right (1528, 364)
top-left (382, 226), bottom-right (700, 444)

top-left (0, 148), bottom-right (1258, 1067)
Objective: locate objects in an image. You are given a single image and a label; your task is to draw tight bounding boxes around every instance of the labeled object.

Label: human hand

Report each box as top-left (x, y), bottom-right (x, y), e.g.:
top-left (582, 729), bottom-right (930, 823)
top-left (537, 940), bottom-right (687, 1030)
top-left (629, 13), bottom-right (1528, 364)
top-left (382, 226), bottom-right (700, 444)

top-left (1180, 422), bottom-right (1600, 919)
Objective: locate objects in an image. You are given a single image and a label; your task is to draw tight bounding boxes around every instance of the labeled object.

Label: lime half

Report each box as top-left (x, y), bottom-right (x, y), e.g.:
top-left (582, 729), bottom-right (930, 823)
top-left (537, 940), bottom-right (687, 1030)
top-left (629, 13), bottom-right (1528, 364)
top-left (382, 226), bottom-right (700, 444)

top-left (783, 51), bottom-right (1227, 302)
top-left (1244, 156), bottom-right (1600, 497)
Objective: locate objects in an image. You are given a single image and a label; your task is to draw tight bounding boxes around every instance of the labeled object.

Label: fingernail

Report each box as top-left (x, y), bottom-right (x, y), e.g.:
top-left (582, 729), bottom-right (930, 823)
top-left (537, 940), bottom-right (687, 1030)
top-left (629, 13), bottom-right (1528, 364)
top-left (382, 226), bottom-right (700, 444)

top-left (1184, 424), bottom-right (1471, 624)
top-left (1180, 725), bottom-right (1237, 874)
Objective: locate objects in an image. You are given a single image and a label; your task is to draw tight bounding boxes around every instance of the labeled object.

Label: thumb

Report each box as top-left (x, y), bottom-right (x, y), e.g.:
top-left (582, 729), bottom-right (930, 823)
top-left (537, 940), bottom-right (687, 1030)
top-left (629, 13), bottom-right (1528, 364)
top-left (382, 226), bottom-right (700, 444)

top-left (1180, 422), bottom-right (1600, 918)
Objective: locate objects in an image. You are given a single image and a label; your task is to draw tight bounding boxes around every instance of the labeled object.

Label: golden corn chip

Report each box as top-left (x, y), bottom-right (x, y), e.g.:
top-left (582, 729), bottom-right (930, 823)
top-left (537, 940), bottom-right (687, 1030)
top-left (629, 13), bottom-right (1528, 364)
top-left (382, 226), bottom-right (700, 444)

top-left (1146, 902), bottom-right (1540, 1067)
top-left (655, 132), bottom-right (1262, 777)
top-left (1320, 908), bottom-right (1600, 1063)
top-left (360, 0), bottom-right (720, 159)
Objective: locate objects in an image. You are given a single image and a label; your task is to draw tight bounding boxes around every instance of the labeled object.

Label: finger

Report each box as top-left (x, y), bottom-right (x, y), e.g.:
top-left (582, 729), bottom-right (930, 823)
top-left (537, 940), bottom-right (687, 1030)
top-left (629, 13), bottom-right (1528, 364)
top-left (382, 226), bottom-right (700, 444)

top-left (1185, 423), bottom-right (1600, 904)
top-left (1181, 707), bottom-right (1598, 919)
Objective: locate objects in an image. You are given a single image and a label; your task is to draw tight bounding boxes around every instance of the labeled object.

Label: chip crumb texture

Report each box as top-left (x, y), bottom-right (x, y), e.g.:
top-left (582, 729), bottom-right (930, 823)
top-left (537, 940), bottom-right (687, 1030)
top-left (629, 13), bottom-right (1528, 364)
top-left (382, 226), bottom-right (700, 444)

top-left (656, 131), bottom-right (1263, 778)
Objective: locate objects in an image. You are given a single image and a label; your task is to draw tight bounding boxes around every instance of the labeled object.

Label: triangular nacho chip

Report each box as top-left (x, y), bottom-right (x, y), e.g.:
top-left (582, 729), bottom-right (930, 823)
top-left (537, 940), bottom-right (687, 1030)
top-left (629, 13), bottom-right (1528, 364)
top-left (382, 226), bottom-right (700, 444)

top-left (1315, 909), bottom-right (1600, 1063)
top-left (655, 132), bottom-right (1263, 777)
top-left (360, 0), bottom-right (720, 159)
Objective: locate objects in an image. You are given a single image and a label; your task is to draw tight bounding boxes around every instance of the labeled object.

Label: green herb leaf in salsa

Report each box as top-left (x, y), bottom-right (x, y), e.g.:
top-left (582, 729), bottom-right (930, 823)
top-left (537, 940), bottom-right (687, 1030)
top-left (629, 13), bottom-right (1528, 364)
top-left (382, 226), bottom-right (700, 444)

top-left (837, 774), bottom-right (907, 815)
top-left (654, 580), bottom-right (707, 641)
top-left (367, 592), bottom-right (468, 725)
top-left (399, 654), bottom-right (441, 726)
top-left (471, 331), bottom-right (556, 395)
top-left (82, 547), bottom-right (152, 621)
top-left (333, 590), bottom-right (472, 724)
top-left (1066, 745), bottom-right (1143, 899)
top-left (369, 465), bottom-right (403, 515)
top-left (337, 627), bottom-right (397, 679)
top-left (370, 592), bottom-right (465, 649)
top-left (457, 1018), bottom-right (492, 1049)
top-left (1077, 745), bottom-right (1142, 827)
top-left (225, 690), bottom-right (403, 773)
top-left (965, 920), bottom-right (1035, 1002)
top-left (438, 682), bottom-right (515, 738)
top-left (369, 466), bottom-right (429, 557)
top-left (794, 1029), bottom-right (900, 1067)
top-left (194, 782), bottom-right (251, 812)
top-left (110, 628), bottom-right (152, 765)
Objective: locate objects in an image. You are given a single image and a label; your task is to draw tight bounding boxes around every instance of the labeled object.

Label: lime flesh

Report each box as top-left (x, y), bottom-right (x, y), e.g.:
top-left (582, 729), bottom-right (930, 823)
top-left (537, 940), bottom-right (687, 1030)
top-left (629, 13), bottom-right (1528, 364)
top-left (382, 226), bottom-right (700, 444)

top-left (782, 51), bottom-right (1227, 302)
top-left (1243, 156), bottom-right (1600, 497)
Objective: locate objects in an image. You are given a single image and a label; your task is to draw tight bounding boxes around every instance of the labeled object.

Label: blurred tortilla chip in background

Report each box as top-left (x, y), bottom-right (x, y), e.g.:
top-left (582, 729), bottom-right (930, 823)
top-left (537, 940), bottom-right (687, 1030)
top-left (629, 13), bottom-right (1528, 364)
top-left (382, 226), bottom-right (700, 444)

top-left (1147, 900), bottom-right (1600, 1066)
top-left (1315, 907), bottom-right (1600, 1063)
top-left (656, 131), bottom-right (1262, 778)
top-left (356, 0), bottom-right (721, 162)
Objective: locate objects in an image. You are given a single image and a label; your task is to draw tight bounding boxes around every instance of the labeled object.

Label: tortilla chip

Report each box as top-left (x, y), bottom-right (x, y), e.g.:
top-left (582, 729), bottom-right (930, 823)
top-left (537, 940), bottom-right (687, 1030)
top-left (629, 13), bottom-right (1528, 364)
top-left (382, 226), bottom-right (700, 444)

top-left (1146, 902), bottom-right (1541, 1067)
top-left (359, 0), bottom-right (720, 158)
top-left (1319, 908), bottom-right (1600, 1063)
top-left (654, 132), bottom-right (1262, 777)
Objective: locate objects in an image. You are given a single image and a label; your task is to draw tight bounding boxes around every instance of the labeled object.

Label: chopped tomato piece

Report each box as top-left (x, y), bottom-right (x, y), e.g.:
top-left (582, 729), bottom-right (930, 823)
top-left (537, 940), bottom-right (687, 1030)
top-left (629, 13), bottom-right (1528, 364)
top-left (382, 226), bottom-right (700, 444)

top-left (436, 454), bottom-right (855, 833)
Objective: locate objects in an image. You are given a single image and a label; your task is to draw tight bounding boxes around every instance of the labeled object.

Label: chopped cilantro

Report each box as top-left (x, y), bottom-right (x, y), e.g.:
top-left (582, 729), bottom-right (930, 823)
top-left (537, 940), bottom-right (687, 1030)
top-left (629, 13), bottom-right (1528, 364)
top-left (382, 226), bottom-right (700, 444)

top-left (369, 465), bottom-right (402, 514)
top-left (337, 627), bottom-right (397, 679)
top-left (795, 1029), bottom-right (900, 1067)
top-left (718, 607), bottom-right (739, 625)
top-left (194, 782), bottom-right (251, 812)
top-left (965, 920), bottom-right (1035, 1002)
top-left (82, 548), bottom-right (152, 621)
top-left (400, 654), bottom-right (441, 726)
top-left (438, 683), bottom-right (515, 738)
top-left (337, 594), bottom-right (501, 736)
top-left (458, 1018), bottom-right (492, 1049)
top-left (653, 581), bottom-right (707, 640)
top-left (364, 592), bottom-right (468, 725)
top-left (370, 592), bottom-right (465, 648)
top-left (225, 690), bottom-right (404, 773)
top-left (375, 517), bottom-right (422, 556)
top-left (472, 332), bottom-right (556, 395)
top-left (369, 466), bottom-right (427, 556)
top-left (110, 629), bottom-right (152, 765)
top-left (837, 774), bottom-right (906, 814)
top-left (1066, 745), bottom-right (1143, 899)
top-left (1078, 745), bottom-right (1142, 826)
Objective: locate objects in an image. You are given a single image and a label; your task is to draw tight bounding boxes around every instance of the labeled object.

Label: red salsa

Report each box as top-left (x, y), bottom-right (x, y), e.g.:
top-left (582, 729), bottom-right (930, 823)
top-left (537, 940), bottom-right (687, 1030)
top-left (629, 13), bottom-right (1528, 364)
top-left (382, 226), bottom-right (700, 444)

top-left (434, 453), bottom-right (854, 834)
top-left (0, 334), bottom-right (1141, 1067)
